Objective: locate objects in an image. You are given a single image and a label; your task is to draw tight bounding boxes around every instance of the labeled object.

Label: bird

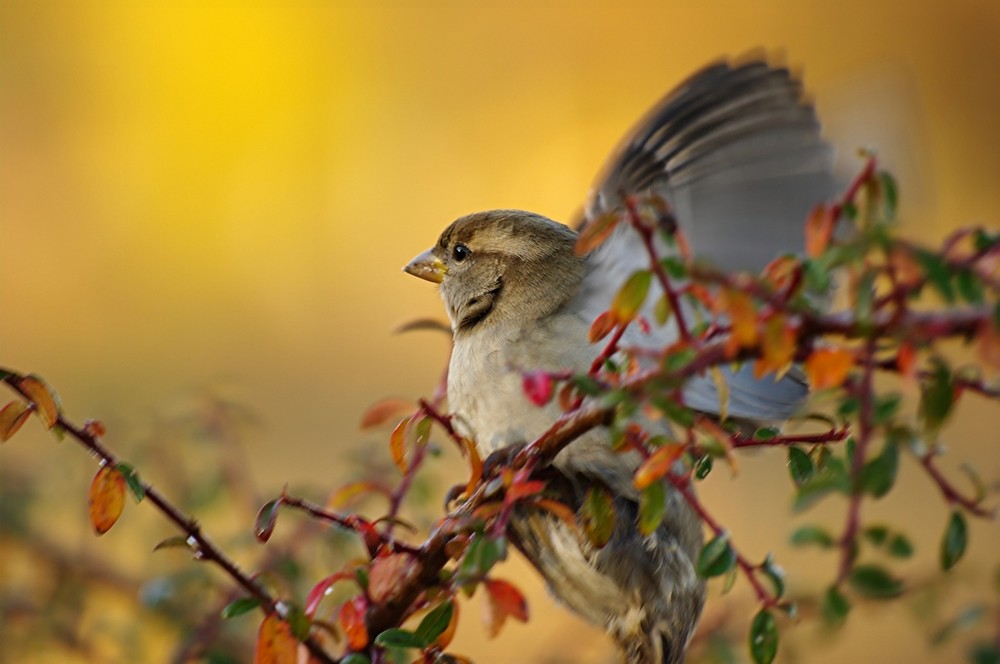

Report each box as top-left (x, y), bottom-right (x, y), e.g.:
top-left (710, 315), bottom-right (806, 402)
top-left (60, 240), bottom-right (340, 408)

top-left (404, 56), bottom-right (835, 663)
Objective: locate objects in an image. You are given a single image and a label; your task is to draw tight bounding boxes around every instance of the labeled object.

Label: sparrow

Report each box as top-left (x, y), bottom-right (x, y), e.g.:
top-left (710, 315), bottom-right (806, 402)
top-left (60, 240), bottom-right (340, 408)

top-left (404, 57), bottom-right (834, 663)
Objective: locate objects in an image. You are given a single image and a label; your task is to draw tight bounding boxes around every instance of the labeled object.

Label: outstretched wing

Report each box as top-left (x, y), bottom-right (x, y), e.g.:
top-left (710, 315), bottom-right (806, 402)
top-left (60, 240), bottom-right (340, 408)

top-left (575, 57), bottom-right (835, 421)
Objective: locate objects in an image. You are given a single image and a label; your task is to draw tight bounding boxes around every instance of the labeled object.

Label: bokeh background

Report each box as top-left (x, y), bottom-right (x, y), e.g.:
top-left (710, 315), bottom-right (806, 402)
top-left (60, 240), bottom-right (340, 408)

top-left (2, 1), bottom-right (998, 663)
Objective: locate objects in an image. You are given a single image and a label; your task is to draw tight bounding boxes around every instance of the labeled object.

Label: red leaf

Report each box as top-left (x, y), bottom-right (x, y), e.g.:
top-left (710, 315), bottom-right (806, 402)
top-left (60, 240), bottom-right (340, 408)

top-left (0, 401), bottom-right (31, 442)
top-left (338, 596), bottom-right (369, 651)
top-left (369, 552), bottom-right (418, 604)
top-left (522, 372), bottom-right (554, 407)
top-left (254, 612), bottom-right (298, 664)
top-left (804, 203), bottom-right (836, 259)
top-left (89, 465), bottom-right (126, 535)
top-left (633, 443), bottom-right (684, 490)
top-left (483, 578), bottom-right (529, 637)
top-left (359, 398), bottom-right (415, 429)
top-left (305, 571), bottom-right (358, 618)
top-left (505, 479), bottom-right (546, 504)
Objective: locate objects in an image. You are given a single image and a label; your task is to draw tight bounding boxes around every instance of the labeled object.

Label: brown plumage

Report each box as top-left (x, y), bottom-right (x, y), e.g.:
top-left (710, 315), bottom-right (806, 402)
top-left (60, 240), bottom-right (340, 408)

top-left (405, 57), bottom-right (834, 663)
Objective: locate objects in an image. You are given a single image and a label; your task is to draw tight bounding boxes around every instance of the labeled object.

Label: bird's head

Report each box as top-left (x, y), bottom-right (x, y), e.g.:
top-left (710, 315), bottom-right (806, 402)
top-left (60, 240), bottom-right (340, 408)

top-left (404, 210), bottom-right (585, 334)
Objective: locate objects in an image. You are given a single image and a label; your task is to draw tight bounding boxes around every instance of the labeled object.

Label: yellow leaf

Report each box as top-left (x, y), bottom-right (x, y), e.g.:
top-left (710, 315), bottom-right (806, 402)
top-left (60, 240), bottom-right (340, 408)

top-left (18, 375), bottom-right (58, 429)
top-left (611, 270), bottom-right (652, 323)
top-left (804, 347), bottom-right (856, 390)
top-left (89, 465), bottom-right (126, 535)
top-left (633, 443), bottom-right (685, 490)
top-left (0, 401), bottom-right (31, 442)
top-left (254, 612), bottom-right (298, 664)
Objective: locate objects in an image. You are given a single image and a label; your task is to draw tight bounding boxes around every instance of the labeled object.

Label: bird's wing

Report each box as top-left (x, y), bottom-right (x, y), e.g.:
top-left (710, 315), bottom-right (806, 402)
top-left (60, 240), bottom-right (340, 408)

top-left (574, 57), bottom-right (835, 421)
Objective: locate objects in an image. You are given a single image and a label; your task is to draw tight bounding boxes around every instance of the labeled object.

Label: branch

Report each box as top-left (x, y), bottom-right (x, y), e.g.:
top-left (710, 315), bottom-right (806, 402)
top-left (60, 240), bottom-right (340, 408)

top-left (0, 369), bottom-right (337, 664)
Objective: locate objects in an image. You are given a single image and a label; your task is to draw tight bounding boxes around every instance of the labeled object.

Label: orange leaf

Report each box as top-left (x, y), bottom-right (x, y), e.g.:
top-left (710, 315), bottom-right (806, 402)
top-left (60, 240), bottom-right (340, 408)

top-left (483, 578), bottom-right (528, 638)
top-left (804, 203), bottom-right (836, 258)
top-left (534, 498), bottom-right (579, 531)
top-left (368, 552), bottom-right (417, 604)
top-left (338, 596), bottom-right (368, 651)
top-left (761, 255), bottom-right (801, 293)
top-left (434, 596), bottom-right (460, 649)
top-left (461, 436), bottom-right (483, 500)
top-left (589, 310), bottom-right (618, 343)
top-left (254, 613), bottom-right (298, 664)
top-left (0, 401), bottom-right (32, 442)
top-left (389, 415), bottom-right (412, 474)
top-left (754, 314), bottom-right (797, 379)
top-left (977, 320), bottom-right (1000, 378)
top-left (575, 210), bottom-right (622, 255)
top-left (717, 289), bottom-right (758, 358)
top-left (327, 481), bottom-right (390, 510)
top-left (89, 465), bottom-right (126, 535)
top-left (359, 398), bottom-right (415, 429)
top-left (804, 347), bottom-right (856, 390)
top-left (633, 443), bottom-right (684, 490)
top-left (18, 375), bottom-right (58, 429)
top-left (896, 340), bottom-right (918, 382)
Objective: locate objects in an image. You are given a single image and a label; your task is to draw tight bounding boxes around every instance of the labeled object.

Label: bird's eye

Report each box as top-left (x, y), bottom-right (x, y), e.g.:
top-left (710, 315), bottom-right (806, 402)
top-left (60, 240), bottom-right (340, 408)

top-left (452, 243), bottom-right (471, 262)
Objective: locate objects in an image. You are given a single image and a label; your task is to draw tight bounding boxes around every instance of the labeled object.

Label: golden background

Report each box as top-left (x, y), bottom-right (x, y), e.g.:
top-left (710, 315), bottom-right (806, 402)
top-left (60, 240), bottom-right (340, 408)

top-left (1, 1), bottom-right (998, 663)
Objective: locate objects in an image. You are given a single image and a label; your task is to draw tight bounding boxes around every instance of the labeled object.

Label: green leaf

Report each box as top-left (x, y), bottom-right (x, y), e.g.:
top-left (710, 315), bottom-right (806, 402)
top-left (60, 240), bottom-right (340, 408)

top-left (859, 441), bottom-right (899, 498)
top-left (153, 535), bottom-right (192, 552)
top-left (653, 293), bottom-right (672, 326)
top-left (414, 599), bottom-right (454, 646)
top-left (254, 499), bottom-right (282, 543)
top-left (912, 249), bottom-right (955, 302)
top-left (790, 525), bottom-right (835, 548)
top-left (941, 510), bottom-right (968, 571)
top-left (115, 462), bottom-right (145, 502)
top-left (612, 270), bottom-right (653, 322)
top-left (570, 375), bottom-right (603, 396)
top-left (754, 426), bottom-right (781, 441)
top-left (458, 534), bottom-right (507, 581)
top-left (761, 554), bottom-right (785, 598)
top-left (221, 596), bottom-right (261, 619)
top-left (340, 655), bottom-right (372, 664)
top-left (694, 455), bottom-right (713, 480)
top-left (862, 524), bottom-right (889, 546)
top-left (660, 256), bottom-right (687, 279)
top-left (749, 609), bottom-right (779, 664)
top-left (821, 585), bottom-right (851, 625)
top-left (697, 533), bottom-right (737, 578)
top-left (956, 269), bottom-right (985, 304)
top-left (793, 457), bottom-right (851, 513)
top-left (969, 643), bottom-right (1000, 664)
top-left (887, 533), bottom-right (914, 559)
top-left (580, 487), bottom-right (616, 549)
top-left (373, 628), bottom-right (426, 649)
top-left (285, 603), bottom-right (311, 640)
top-left (652, 396), bottom-right (694, 428)
top-left (787, 447), bottom-right (814, 486)
top-left (849, 564), bottom-right (903, 599)
top-left (662, 347), bottom-right (697, 374)
top-left (920, 359), bottom-right (955, 432)
top-left (638, 480), bottom-right (667, 536)
top-left (873, 393), bottom-right (902, 426)
top-left (878, 171), bottom-right (899, 219)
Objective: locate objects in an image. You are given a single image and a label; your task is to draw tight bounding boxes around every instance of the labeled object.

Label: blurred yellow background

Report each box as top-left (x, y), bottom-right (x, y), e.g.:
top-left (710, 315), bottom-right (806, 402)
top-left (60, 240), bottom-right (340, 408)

top-left (1, 1), bottom-right (998, 663)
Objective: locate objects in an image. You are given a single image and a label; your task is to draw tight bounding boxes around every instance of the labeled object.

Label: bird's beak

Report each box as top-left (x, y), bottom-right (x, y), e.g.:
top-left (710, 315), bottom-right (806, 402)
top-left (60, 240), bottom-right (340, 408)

top-left (403, 248), bottom-right (447, 284)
